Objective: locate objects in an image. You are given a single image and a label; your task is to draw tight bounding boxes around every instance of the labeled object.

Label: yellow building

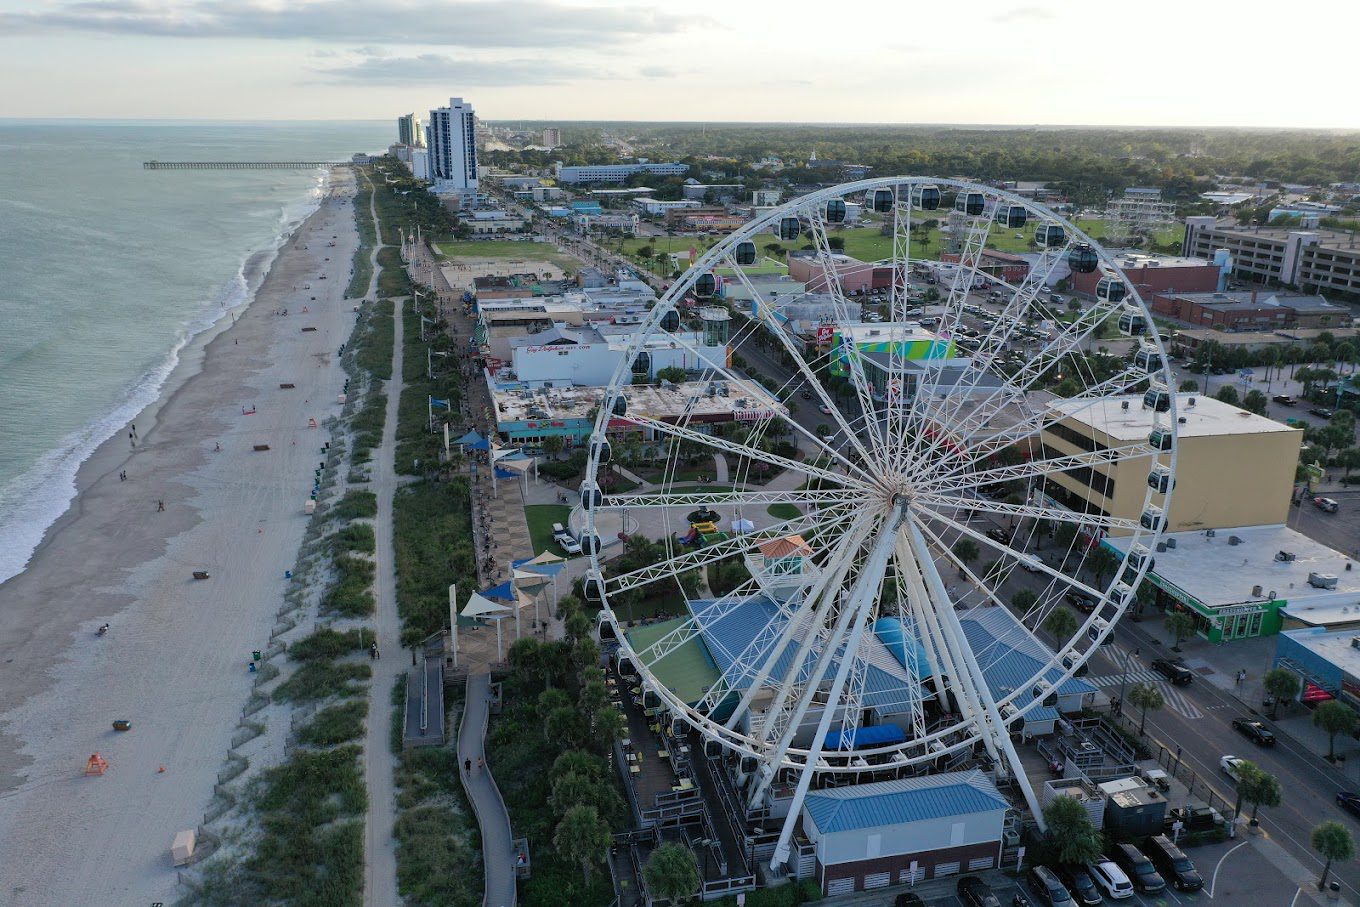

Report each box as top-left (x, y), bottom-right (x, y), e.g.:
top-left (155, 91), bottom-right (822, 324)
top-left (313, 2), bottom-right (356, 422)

top-left (1040, 393), bottom-right (1302, 534)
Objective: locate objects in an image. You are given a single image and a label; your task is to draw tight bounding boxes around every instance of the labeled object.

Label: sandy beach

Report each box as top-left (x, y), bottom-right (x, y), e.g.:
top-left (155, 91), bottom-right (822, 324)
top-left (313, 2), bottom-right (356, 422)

top-left (0, 168), bottom-right (361, 905)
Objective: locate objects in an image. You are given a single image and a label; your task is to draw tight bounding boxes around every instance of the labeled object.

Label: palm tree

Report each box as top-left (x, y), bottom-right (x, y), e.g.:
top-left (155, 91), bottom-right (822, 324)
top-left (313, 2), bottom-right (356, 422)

top-left (1263, 668), bottom-right (1301, 719)
top-left (1164, 610), bottom-right (1196, 652)
top-left (643, 843), bottom-right (701, 904)
top-left (554, 804), bottom-right (611, 884)
top-left (1239, 765), bottom-right (1283, 827)
top-left (1313, 821), bottom-right (1355, 891)
top-left (1128, 682), bottom-right (1164, 735)
top-left (1313, 700), bottom-right (1358, 762)
top-left (1043, 608), bottom-right (1079, 643)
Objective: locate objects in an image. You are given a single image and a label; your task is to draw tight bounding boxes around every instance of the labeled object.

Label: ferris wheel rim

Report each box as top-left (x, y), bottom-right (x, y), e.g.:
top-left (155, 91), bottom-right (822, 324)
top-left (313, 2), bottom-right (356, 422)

top-left (581, 176), bottom-right (1178, 771)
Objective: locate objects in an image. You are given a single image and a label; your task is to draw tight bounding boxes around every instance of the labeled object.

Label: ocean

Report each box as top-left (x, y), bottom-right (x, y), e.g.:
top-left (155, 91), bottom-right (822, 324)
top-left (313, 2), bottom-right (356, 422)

top-left (0, 119), bottom-right (390, 584)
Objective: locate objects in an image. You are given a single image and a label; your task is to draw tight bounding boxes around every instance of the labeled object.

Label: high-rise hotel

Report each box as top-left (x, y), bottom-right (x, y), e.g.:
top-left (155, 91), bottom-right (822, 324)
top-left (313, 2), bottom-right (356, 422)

top-left (428, 97), bottom-right (478, 190)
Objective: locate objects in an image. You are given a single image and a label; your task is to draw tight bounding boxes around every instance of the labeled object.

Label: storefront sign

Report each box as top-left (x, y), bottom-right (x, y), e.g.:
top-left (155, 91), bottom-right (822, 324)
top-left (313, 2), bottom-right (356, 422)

top-left (735, 409), bottom-right (777, 421)
top-left (1216, 603), bottom-right (1267, 618)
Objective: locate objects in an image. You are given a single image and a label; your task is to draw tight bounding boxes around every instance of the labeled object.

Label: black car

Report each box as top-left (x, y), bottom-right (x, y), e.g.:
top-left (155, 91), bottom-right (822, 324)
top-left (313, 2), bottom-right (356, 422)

top-left (1232, 717), bottom-right (1277, 746)
top-left (1143, 834), bottom-right (1203, 892)
top-left (1026, 865), bottom-right (1074, 905)
top-left (1109, 842), bottom-right (1166, 894)
top-left (1151, 657), bottom-right (1193, 686)
top-left (1337, 791), bottom-right (1360, 819)
top-left (1065, 592), bottom-right (1099, 614)
top-left (1054, 864), bottom-right (1102, 905)
top-left (1272, 394), bottom-right (1297, 406)
top-left (894, 894), bottom-right (925, 907)
top-left (958, 874), bottom-right (1004, 907)
top-left (987, 526), bottom-right (1013, 544)
top-left (1311, 407), bottom-right (1335, 419)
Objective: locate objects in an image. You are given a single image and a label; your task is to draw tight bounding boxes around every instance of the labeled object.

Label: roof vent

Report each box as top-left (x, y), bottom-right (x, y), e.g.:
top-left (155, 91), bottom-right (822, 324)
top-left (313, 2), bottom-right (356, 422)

top-left (1276, 550), bottom-right (1296, 562)
top-left (1206, 529), bottom-right (1217, 538)
top-left (1309, 572), bottom-right (1338, 590)
top-left (1253, 585), bottom-right (1263, 597)
top-left (1188, 397), bottom-right (1197, 406)
top-left (1178, 417), bottom-right (1187, 424)
top-left (1166, 538), bottom-right (1178, 549)
top-left (1351, 637), bottom-right (1360, 649)
top-left (1229, 535), bottom-right (1243, 546)
top-left (1122, 400), bottom-right (1130, 410)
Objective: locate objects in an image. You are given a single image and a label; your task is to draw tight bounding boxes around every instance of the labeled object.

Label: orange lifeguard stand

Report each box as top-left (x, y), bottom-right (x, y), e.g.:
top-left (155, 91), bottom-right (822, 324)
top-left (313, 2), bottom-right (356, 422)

top-left (85, 752), bottom-right (109, 776)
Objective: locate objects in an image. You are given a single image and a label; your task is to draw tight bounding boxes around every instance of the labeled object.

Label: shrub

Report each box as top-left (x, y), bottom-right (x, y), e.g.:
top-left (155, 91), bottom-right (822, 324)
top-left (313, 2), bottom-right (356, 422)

top-left (331, 522), bottom-right (376, 555)
top-left (290, 627), bottom-right (365, 661)
top-left (273, 660), bottom-right (372, 703)
top-left (325, 555), bottom-right (376, 617)
top-left (332, 490), bottom-right (378, 520)
top-left (298, 700), bottom-right (368, 746)
top-left (393, 479), bottom-right (476, 646)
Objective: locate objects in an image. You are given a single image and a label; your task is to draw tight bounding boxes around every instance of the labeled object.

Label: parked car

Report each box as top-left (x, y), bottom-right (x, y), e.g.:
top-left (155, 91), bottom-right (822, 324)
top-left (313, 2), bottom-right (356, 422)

top-left (818, 404), bottom-right (833, 415)
top-left (958, 874), bottom-right (1003, 907)
top-left (1220, 754), bottom-right (1248, 781)
top-left (987, 527), bottom-right (1013, 544)
top-left (1143, 834), bottom-right (1203, 892)
top-left (1232, 717), bottom-right (1277, 746)
top-left (894, 894), bottom-right (926, 907)
top-left (1026, 865), bottom-right (1074, 905)
top-left (1313, 496), bottom-right (1340, 513)
top-left (1085, 860), bottom-right (1135, 900)
top-left (1151, 657), bottom-right (1193, 685)
top-left (1066, 592), bottom-right (1099, 613)
top-left (1336, 791), bottom-right (1360, 820)
top-left (1272, 394), bottom-right (1297, 406)
top-left (551, 523), bottom-right (582, 555)
top-left (1108, 843), bottom-right (1165, 894)
top-left (1055, 864), bottom-right (1103, 905)
top-left (1310, 407), bottom-right (1335, 419)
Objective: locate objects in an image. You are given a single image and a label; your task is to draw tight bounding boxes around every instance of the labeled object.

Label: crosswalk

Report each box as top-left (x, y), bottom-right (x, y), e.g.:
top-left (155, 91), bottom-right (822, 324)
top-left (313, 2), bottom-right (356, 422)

top-left (1086, 670), bottom-right (1204, 720)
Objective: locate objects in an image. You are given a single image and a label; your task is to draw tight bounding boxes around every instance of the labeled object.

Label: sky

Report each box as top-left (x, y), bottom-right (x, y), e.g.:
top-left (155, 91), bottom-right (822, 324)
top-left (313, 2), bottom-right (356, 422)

top-left (1, 0), bottom-right (1357, 128)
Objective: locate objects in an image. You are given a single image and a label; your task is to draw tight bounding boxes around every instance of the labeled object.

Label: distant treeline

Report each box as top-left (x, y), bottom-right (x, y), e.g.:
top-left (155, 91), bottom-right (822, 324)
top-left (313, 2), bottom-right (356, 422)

top-left (484, 124), bottom-right (1360, 207)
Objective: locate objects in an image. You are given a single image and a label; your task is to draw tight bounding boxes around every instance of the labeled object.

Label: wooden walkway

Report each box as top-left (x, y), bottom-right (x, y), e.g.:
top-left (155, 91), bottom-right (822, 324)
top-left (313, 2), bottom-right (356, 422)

top-left (459, 672), bottom-right (518, 907)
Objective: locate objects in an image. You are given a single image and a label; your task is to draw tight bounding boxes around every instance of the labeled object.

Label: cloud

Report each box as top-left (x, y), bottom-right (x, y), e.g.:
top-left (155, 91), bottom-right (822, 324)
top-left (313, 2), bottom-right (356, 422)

top-left (990, 5), bottom-right (1054, 23)
top-left (639, 65), bottom-right (680, 79)
top-left (318, 52), bottom-right (604, 85)
top-left (0, 0), bottom-right (695, 47)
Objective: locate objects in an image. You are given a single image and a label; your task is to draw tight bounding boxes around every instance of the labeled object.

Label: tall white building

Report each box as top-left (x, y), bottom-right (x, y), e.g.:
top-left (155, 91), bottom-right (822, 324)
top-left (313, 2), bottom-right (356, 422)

top-left (396, 113), bottom-right (422, 147)
top-left (428, 97), bottom-right (478, 190)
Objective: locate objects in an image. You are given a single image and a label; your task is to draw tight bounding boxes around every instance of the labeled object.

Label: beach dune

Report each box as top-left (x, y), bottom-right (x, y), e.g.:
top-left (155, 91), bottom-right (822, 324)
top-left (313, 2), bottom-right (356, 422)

top-left (0, 169), bottom-right (361, 905)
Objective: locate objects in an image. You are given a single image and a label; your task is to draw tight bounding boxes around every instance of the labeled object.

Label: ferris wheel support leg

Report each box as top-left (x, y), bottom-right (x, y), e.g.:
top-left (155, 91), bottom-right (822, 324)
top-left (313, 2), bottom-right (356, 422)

top-left (767, 511), bottom-right (904, 871)
top-left (908, 522), bottom-right (1048, 833)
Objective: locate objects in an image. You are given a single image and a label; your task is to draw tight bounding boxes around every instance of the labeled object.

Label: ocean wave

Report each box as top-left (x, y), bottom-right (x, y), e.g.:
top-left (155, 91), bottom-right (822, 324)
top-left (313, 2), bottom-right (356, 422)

top-left (0, 174), bottom-right (329, 586)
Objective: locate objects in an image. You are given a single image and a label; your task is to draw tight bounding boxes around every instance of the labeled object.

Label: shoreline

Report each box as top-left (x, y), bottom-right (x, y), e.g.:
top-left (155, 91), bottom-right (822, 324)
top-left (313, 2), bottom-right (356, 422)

top-left (0, 175), bottom-right (328, 587)
top-left (0, 168), bottom-right (362, 905)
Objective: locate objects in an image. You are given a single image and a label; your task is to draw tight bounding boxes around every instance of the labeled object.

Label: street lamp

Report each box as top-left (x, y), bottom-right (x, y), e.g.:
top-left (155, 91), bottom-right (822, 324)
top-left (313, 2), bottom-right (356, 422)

top-left (1116, 647), bottom-right (1140, 716)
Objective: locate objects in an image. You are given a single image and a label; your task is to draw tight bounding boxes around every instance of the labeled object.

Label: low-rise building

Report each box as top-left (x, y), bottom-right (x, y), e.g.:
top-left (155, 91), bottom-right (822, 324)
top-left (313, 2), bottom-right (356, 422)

top-left (1041, 394), bottom-right (1301, 534)
top-left (1069, 251), bottom-right (1221, 300)
top-left (1183, 218), bottom-right (1360, 296)
top-left (1151, 290), bottom-right (1350, 332)
top-left (1274, 627), bottom-right (1360, 710)
top-left (1106, 525), bottom-right (1360, 643)
top-left (803, 770), bottom-right (1009, 896)
top-left (786, 251), bottom-right (893, 295)
top-left (555, 161), bottom-right (689, 184)
top-left (632, 197), bottom-right (702, 218)
top-left (940, 249), bottom-right (1030, 285)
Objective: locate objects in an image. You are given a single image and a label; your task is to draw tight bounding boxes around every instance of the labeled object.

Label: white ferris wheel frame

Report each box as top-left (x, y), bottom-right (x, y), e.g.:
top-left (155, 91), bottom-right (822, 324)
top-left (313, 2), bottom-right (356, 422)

top-left (577, 177), bottom-right (1179, 864)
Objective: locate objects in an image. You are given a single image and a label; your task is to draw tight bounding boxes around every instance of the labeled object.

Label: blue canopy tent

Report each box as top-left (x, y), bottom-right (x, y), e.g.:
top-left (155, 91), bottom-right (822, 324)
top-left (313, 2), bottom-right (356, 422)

top-left (481, 581), bottom-right (515, 601)
top-left (457, 430), bottom-right (485, 446)
top-left (824, 724), bottom-right (907, 750)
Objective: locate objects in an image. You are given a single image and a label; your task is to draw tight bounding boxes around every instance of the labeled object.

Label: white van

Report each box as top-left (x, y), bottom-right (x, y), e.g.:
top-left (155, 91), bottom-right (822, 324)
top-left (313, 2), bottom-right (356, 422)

top-left (552, 523), bottom-right (582, 554)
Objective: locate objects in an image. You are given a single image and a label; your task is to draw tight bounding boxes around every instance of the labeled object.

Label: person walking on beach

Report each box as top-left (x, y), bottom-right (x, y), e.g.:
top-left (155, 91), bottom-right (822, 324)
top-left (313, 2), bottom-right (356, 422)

top-left (157, 500), bottom-right (164, 512)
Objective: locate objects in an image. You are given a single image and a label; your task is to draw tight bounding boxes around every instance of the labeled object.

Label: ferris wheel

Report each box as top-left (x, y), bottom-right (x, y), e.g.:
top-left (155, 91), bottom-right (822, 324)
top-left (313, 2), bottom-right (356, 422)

top-left (579, 177), bottom-right (1178, 871)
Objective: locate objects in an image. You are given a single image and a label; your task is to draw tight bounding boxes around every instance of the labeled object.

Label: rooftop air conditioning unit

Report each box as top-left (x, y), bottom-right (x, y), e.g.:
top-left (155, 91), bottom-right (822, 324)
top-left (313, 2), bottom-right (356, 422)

top-left (1122, 400), bottom-right (1130, 410)
top-left (1351, 637), bottom-right (1360, 649)
top-left (1276, 551), bottom-right (1296, 563)
top-left (1309, 573), bottom-right (1339, 590)
top-left (1229, 535), bottom-right (1243, 546)
top-left (1188, 397), bottom-right (1197, 406)
top-left (1166, 538), bottom-right (1177, 549)
top-left (1156, 543), bottom-right (1167, 553)
top-left (1253, 584), bottom-right (1263, 597)
top-left (1206, 529), bottom-right (1217, 538)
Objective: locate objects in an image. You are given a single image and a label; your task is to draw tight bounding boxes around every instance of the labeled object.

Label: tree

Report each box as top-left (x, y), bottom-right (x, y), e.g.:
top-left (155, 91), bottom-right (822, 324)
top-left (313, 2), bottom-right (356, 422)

top-left (951, 538), bottom-right (980, 574)
top-left (643, 843), bottom-right (701, 904)
top-left (1087, 545), bottom-right (1119, 587)
top-left (1043, 795), bottom-right (1104, 865)
top-left (550, 771), bottom-right (627, 826)
top-left (1312, 821), bottom-right (1355, 891)
top-left (655, 365), bottom-right (687, 384)
top-left (1263, 668), bottom-right (1301, 719)
top-left (1238, 765), bottom-right (1283, 826)
top-left (509, 636), bottom-right (546, 688)
top-left (1179, 378), bottom-right (1201, 392)
top-left (541, 435), bottom-right (565, 459)
top-left (1215, 385), bottom-right (1240, 406)
top-left (1128, 682), bottom-right (1164, 735)
top-left (1043, 607), bottom-right (1078, 642)
top-left (1164, 610), bottom-right (1196, 651)
top-left (1242, 389), bottom-right (1269, 416)
top-left (554, 804), bottom-right (611, 885)
top-left (1012, 588), bottom-right (1039, 615)
top-left (1312, 700), bottom-right (1358, 761)
top-left (1339, 448), bottom-right (1360, 481)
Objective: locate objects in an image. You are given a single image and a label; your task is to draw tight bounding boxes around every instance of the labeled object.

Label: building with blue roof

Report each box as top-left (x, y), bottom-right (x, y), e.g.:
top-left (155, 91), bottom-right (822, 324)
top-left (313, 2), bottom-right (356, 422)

top-left (802, 769), bottom-right (1009, 896)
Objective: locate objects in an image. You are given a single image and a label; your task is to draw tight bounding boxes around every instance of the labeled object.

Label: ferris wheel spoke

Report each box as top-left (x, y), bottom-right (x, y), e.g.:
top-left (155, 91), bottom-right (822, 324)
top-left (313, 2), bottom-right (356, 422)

top-left (719, 256), bottom-right (882, 473)
top-left (911, 504), bottom-right (1107, 602)
top-left (602, 505), bottom-right (860, 595)
top-left (803, 208), bottom-right (890, 468)
top-left (617, 412), bottom-right (867, 490)
top-left (919, 439), bottom-right (1153, 496)
top-left (915, 494), bottom-right (1144, 534)
top-left (602, 487), bottom-right (862, 511)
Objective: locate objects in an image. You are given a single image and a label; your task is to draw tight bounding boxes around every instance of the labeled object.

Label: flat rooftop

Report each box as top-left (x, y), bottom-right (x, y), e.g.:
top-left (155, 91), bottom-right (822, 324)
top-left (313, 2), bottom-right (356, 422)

top-left (1109, 251), bottom-right (1211, 269)
top-left (1279, 627), bottom-right (1360, 672)
top-left (1105, 525), bottom-right (1360, 614)
top-left (1203, 225), bottom-right (1360, 250)
top-left (1047, 393), bottom-right (1297, 441)
top-left (491, 376), bottom-right (784, 424)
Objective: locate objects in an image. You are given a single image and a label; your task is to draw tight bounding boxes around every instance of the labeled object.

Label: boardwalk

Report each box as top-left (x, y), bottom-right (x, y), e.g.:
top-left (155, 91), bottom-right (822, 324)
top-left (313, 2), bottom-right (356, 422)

top-left (459, 672), bottom-right (518, 907)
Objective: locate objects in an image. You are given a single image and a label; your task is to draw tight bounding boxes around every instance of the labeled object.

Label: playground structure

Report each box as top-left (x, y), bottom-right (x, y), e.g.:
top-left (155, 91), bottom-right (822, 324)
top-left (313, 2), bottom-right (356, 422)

top-left (679, 508), bottom-right (729, 547)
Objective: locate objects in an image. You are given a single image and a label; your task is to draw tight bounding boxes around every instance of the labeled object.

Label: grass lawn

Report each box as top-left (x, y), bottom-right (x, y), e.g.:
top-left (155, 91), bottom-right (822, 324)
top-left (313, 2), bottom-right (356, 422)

top-left (523, 503), bottom-right (574, 557)
top-left (826, 218), bottom-right (1185, 263)
top-left (767, 503), bottom-right (802, 521)
top-left (430, 238), bottom-right (577, 272)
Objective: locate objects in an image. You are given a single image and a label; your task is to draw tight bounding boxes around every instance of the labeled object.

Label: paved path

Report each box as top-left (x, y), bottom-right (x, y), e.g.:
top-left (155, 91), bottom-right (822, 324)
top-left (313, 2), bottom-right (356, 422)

top-left (360, 174), bottom-right (403, 907)
top-left (459, 672), bottom-right (517, 907)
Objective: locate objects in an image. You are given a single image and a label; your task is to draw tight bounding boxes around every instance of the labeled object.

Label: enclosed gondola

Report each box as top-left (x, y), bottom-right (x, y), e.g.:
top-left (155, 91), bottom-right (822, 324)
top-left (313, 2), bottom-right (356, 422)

top-left (867, 188), bottom-right (894, 213)
top-left (825, 199), bottom-right (847, 223)
top-left (1142, 383), bottom-right (1171, 412)
top-left (580, 484), bottom-right (603, 511)
top-left (583, 573), bottom-right (605, 602)
top-left (1035, 223), bottom-right (1066, 248)
top-left (1133, 344), bottom-right (1161, 371)
top-left (580, 534), bottom-right (602, 556)
top-left (1148, 425), bottom-right (1173, 451)
top-left (589, 436), bottom-right (612, 465)
top-left (994, 204), bottom-right (1027, 228)
top-left (659, 309), bottom-right (681, 331)
top-left (610, 396), bottom-right (627, 417)
top-left (1118, 310), bottom-right (1148, 337)
top-left (1095, 275), bottom-right (1127, 302)
top-left (776, 216), bottom-right (801, 241)
top-left (911, 184), bottom-right (941, 210)
top-left (734, 241), bottom-right (757, 266)
top-left (1068, 243), bottom-right (1099, 274)
top-left (694, 272), bottom-right (718, 299)
top-left (1140, 505), bottom-right (1166, 531)
top-left (955, 191), bottom-right (985, 216)
top-left (632, 352), bottom-right (651, 375)
top-left (1148, 464), bottom-right (1174, 494)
